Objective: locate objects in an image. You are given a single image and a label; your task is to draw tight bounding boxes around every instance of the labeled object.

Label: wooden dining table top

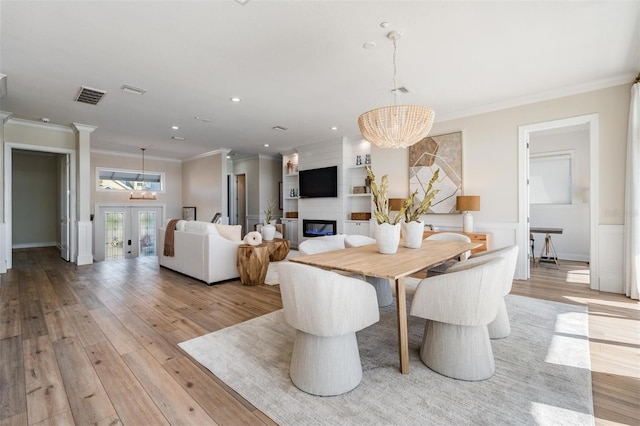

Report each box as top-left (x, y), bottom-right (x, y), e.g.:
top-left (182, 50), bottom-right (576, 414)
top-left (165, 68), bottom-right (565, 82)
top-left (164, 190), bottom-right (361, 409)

top-left (290, 239), bottom-right (481, 280)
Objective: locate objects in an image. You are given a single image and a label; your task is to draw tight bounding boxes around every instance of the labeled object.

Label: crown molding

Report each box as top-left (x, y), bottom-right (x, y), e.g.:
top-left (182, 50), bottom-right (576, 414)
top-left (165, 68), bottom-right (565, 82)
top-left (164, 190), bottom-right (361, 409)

top-left (182, 148), bottom-right (229, 163)
top-left (91, 148), bottom-right (181, 163)
top-left (0, 111), bottom-right (12, 122)
top-left (7, 117), bottom-right (74, 133)
top-left (437, 73), bottom-right (635, 123)
top-left (72, 123), bottom-right (97, 134)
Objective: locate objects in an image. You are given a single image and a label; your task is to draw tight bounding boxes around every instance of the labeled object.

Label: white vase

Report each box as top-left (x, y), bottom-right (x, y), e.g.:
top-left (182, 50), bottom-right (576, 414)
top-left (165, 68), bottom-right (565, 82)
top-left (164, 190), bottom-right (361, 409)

top-left (375, 222), bottom-right (401, 254)
top-left (261, 224), bottom-right (276, 241)
top-left (402, 220), bottom-right (424, 249)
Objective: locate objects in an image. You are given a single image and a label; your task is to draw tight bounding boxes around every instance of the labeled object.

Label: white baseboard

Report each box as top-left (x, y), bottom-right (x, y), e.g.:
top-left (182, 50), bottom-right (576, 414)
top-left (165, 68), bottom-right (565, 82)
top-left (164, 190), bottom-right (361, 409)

top-left (12, 241), bottom-right (57, 249)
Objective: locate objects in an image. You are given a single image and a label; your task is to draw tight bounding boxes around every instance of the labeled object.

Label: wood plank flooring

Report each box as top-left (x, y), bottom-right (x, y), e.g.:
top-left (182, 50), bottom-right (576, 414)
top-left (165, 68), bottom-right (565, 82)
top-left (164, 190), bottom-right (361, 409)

top-left (0, 248), bottom-right (638, 425)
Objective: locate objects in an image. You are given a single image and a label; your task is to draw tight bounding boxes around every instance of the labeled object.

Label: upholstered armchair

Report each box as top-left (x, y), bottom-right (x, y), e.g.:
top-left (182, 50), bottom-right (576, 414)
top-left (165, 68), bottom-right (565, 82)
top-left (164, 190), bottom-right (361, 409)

top-left (446, 245), bottom-right (519, 339)
top-left (409, 257), bottom-right (506, 381)
top-left (344, 234), bottom-right (394, 307)
top-left (278, 262), bottom-right (379, 396)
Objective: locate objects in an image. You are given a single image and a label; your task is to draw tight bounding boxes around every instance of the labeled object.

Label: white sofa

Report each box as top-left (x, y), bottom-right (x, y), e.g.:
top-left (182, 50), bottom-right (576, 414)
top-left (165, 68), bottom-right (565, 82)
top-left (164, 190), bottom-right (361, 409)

top-left (158, 220), bottom-right (243, 285)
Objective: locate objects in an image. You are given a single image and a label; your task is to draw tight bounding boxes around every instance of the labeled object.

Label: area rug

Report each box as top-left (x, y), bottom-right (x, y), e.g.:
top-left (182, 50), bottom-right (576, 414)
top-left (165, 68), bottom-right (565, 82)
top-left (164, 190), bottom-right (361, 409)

top-left (179, 295), bottom-right (593, 425)
top-left (264, 250), bottom-right (299, 285)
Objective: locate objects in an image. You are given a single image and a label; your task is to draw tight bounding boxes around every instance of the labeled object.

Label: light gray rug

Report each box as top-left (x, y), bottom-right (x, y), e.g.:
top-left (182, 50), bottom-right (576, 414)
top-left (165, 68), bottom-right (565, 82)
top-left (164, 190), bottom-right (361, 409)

top-left (179, 295), bottom-right (593, 425)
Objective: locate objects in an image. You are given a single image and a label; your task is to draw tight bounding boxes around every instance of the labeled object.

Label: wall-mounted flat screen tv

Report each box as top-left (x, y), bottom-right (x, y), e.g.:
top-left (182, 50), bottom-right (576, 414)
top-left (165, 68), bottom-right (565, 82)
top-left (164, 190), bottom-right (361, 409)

top-left (298, 165), bottom-right (338, 198)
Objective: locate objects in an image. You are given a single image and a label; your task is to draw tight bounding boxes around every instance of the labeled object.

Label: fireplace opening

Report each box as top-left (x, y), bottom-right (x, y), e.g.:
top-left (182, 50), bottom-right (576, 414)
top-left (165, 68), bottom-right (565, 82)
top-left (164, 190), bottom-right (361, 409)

top-left (303, 219), bottom-right (337, 238)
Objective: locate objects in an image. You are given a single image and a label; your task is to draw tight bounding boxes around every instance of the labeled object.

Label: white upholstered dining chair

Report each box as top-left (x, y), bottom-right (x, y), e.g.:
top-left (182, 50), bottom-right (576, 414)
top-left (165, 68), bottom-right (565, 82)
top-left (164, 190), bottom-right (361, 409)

top-left (278, 262), bottom-right (379, 396)
top-left (424, 232), bottom-right (472, 274)
top-left (446, 245), bottom-right (519, 339)
top-left (409, 257), bottom-right (506, 381)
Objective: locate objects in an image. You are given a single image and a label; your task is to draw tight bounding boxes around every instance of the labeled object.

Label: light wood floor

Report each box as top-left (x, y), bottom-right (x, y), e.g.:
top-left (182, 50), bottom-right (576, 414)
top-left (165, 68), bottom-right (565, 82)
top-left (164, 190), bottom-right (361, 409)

top-left (0, 248), bottom-right (638, 425)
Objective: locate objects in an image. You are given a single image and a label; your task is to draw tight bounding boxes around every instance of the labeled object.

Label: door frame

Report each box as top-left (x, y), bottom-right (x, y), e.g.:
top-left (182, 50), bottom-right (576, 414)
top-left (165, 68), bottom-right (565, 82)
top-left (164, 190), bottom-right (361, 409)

top-left (4, 142), bottom-right (76, 269)
top-left (517, 113), bottom-right (599, 286)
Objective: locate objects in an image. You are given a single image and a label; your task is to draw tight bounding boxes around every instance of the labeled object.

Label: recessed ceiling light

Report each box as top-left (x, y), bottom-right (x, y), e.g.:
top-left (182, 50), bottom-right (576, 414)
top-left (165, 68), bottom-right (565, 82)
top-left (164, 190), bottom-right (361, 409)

top-left (363, 42), bottom-right (376, 50)
top-left (380, 21), bottom-right (389, 28)
top-left (272, 125), bottom-right (288, 131)
top-left (264, 144), bottom-right (269, 147)
top-left (171, 136), bottom-right (185, 141)
top-left (229, 97), bottom-right (242, 102)
top-left (171, 125), bottom-right (179, 130)
top-left (330, 126), bottom-right (338, 130)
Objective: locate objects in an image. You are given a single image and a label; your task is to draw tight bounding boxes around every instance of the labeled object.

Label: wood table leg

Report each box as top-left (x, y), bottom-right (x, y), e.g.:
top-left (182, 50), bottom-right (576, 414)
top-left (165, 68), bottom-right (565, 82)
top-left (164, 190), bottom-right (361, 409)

top-left (395, 277), bottom-right (409, 374)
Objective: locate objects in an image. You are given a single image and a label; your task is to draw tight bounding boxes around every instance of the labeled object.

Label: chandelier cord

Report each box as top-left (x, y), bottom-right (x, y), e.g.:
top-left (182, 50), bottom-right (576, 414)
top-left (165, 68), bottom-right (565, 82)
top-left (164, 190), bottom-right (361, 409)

top-left (392, 36), bottom-right (398, 105)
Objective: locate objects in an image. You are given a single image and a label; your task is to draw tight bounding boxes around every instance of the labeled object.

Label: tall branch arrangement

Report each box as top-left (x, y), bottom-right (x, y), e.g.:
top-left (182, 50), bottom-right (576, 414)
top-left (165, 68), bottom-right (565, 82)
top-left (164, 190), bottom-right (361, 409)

top-left (366, 166), bottom-right (411, 225)
top-left (404, 168), bottom-right (440, 222)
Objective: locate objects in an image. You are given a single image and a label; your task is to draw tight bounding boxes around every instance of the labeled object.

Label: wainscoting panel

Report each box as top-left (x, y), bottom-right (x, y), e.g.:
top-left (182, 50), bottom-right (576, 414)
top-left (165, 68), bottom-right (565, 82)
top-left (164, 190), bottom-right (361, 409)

top-left (597, 224), bottom-right (624, 294)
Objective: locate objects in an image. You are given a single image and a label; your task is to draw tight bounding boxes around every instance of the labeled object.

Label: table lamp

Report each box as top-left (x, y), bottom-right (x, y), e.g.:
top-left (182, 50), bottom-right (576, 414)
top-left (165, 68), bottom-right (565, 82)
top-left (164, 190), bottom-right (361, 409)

top-left (456, 195), bottom-right (480, 233)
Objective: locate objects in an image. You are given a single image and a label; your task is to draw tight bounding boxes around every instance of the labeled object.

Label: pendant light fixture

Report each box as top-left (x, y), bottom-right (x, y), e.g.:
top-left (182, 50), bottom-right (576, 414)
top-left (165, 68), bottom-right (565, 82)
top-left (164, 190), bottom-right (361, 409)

top-left (358, 30), bottom-right (435, 149)
top-left (129, 148), bottom-right (157, 200)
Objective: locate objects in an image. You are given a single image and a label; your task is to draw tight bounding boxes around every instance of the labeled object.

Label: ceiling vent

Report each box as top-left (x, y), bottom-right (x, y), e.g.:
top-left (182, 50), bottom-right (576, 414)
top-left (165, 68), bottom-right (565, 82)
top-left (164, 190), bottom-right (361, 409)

top-left (75, 86), bottom-right (107, 105)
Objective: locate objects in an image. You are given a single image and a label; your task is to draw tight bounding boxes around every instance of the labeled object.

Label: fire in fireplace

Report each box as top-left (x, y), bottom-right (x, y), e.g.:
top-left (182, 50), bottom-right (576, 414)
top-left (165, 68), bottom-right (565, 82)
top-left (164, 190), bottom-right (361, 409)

top-left (303, 219), bottom-right (337, 238)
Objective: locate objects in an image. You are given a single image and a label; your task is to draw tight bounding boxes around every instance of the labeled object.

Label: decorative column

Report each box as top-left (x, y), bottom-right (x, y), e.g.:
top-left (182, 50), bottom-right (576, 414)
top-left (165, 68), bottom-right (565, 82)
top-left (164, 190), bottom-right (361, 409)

top-left (0, 111), bottom-right (12, 273)
top-left (72, 123), bottom-right (96, 265)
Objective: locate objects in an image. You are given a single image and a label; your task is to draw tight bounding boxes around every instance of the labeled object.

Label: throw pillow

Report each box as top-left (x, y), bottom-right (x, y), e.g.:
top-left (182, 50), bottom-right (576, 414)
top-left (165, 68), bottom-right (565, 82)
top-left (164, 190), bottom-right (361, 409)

top-left (215, 224), bottom-right (242, 241)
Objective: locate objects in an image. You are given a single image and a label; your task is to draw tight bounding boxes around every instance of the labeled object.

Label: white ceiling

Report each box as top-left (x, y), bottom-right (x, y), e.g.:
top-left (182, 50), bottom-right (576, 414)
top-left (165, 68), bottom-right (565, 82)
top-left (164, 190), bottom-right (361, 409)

top-left (1, 1), bottom-right (638, 160)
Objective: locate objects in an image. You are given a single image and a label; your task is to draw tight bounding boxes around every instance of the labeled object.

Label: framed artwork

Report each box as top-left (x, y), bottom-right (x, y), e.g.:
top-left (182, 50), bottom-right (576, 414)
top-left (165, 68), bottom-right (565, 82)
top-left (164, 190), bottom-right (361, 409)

top-left (182, 206), bottom-right (196, 221)
top-left (408, 131), bottom-right (462, 214)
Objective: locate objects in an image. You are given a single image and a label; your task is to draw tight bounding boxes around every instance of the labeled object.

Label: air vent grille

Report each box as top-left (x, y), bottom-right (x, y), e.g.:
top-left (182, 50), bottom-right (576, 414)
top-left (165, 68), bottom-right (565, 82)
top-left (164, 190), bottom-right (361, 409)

top-left (75, 86), bottom-right (107, 105)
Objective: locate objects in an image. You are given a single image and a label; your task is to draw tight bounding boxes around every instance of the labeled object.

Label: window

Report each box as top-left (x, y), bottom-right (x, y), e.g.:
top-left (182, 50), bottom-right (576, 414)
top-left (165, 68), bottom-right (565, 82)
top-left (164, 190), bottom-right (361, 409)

top-left (530, 152), bottom-right (573, 205)
top-left (96, 167), bottom-right (164, 192)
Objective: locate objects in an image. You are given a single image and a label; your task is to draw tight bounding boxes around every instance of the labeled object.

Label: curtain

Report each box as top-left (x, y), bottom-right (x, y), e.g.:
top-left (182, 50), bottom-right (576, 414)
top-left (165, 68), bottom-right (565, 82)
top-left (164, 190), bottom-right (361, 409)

top-left (624, 81), bottom-right (640, 300)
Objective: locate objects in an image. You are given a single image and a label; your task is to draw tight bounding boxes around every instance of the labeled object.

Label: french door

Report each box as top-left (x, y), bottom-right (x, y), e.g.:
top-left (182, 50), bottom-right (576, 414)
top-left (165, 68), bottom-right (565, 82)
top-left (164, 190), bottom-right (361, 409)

top-left (96, 205), bottom-right (163, 261)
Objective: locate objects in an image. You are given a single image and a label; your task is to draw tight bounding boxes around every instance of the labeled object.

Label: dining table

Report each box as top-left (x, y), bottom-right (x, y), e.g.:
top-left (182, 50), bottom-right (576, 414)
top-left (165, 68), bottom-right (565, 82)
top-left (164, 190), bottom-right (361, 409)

top-left (289, 239), bottom-right (481, 374)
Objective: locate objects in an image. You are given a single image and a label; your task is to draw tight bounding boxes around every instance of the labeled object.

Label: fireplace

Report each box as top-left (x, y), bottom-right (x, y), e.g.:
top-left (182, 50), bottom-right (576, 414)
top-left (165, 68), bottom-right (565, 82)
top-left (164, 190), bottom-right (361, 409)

top-left (303, 219), bottom-right (337, 238)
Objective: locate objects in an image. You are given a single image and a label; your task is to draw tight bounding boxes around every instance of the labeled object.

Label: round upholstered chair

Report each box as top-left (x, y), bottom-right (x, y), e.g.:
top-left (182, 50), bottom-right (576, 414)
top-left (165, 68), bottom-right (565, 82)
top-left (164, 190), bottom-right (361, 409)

top-left (344, 234), bottom-right (394, 307)
top-left (278, 262), bottom-right (379, 396)
top-left (298, 234), bottom-right (346, 256)
top-left (424, 232), bottom-right (472, 274)
top-left (409, 257), bottom-right (506, 381)
top-left (447, 245), bottom-right (519, 339)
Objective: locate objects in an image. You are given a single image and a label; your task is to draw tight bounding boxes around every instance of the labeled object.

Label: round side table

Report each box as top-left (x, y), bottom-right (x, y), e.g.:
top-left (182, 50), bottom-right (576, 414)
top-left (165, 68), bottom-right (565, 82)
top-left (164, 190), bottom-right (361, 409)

top-left (266, 238), bottom-right (291, 262)
top-left (237, 244), bottom-right (269, 286)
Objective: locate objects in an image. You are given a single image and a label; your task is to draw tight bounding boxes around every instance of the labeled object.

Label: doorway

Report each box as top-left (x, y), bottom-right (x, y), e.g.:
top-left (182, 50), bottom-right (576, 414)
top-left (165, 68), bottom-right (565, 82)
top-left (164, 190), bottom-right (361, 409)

top-left (234, 174), bottom-right (246, 235)
top-left (94, 205), bottom-right (163, 261)
top-left (4, 143), bottom-right (76, 269)
top-left (518, 114), bottom-right (599, 287)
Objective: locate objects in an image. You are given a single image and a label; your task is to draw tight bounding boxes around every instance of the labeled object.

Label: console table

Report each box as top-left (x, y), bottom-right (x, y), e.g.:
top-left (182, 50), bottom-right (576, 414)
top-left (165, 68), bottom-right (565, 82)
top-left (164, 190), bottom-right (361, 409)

top-left (422, 230), bottom-right (493, 255)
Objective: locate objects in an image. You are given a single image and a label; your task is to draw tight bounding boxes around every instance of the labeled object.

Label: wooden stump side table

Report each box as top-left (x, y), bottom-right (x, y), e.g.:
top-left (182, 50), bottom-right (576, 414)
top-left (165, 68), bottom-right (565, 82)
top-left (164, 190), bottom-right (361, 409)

top-left (237, 244), bottom-right (269, 286)
top-left (266, 238), bottom-right (291, 262)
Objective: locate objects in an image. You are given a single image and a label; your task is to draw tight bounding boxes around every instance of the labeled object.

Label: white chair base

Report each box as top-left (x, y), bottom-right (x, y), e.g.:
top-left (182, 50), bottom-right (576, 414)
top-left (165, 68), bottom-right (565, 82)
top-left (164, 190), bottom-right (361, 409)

top-left (488, 298), bottom-right (511, 339)
top-left (289, 330), bottom-right (363, 396)
top-left (419, 320), bottom-right (495, 381)
top-left (365, 276), bottom-right (393, 307)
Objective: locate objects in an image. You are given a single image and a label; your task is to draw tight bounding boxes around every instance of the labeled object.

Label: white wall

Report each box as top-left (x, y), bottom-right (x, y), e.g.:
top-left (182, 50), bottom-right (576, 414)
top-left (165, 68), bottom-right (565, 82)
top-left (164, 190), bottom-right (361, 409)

top-left (182, 152), bottom-right (226, 222)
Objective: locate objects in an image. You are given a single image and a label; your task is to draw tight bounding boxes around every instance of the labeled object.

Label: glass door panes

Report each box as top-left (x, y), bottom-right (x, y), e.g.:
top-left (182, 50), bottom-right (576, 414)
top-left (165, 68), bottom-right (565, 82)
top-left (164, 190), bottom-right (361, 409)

top-left (105, 211), bottom-right (125, 260)
top-left (137, 210), bottom-right (156, 257)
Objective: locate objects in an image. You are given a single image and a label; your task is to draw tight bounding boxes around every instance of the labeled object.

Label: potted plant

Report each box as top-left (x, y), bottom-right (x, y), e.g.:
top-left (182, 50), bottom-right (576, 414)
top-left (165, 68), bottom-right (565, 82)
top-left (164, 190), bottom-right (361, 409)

top-left (366, 167), bottom-right (411, 254)
top-left (401, 169), bottom-right (440, 248)
top-left (261, 199), bottom-right (277, 241)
